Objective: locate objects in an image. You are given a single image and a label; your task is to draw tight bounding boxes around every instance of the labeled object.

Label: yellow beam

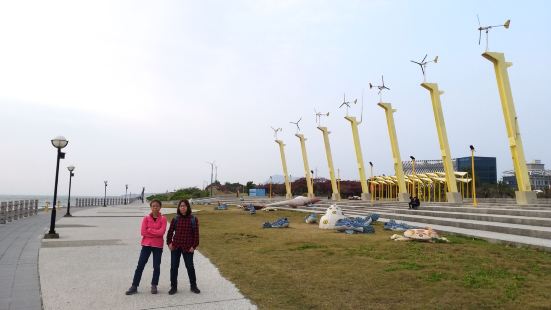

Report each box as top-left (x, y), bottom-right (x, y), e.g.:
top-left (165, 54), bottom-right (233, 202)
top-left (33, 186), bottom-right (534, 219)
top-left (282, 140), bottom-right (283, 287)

top-left (421, 83), bottom-right (462, 203)
top-left (317, 127), bottom-right (340, 200)
top-left (377, 103), bottom-right (409, 202)
top-left (344, 116), bottom-right (370, 200)
top-left (295, 134), bottom-right (314, 198)
top-left (275, 140), bottom-right (292, 199)
top-left (482, 52), bottom-right (536, 205)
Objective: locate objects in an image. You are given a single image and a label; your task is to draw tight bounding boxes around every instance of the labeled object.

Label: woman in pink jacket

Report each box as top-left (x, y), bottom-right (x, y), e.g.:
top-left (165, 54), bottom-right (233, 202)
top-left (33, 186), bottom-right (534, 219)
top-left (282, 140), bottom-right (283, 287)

top-left (125, 199), bottom-right (167, 295)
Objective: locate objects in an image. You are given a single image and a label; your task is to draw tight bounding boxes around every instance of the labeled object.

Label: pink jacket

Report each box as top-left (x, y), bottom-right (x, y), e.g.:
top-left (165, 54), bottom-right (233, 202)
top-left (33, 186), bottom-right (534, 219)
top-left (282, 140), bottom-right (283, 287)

top-left (140, 213), bottom-right (167, 248)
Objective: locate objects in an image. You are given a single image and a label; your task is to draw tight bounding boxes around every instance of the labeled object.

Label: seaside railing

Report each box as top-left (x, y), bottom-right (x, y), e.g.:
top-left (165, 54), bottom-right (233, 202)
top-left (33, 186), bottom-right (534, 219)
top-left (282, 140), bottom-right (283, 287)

top-left (0, 200), bottom-right (39, 224)
top-left (75, 196), bottom-right (142, 207)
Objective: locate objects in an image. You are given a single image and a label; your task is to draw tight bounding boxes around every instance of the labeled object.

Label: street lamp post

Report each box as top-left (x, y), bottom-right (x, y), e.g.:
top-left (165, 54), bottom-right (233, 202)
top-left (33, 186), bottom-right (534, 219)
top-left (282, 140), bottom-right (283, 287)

top-left (103, 181), bottom-right (108, 207)
top-left (470, 145), bottom-right (477, 207)
top-left (125, 184), bottom-right (128, 205)
top-left (269, 176), bottom-right (273, 199)
top-left (45, 136), bottom-right (68, 239)
top-left (64, 165), bottom-right (75, 217)
top-left (369, 162), bottom-right (374, 204)
top-left (410, 156), bottom-right (416, 198)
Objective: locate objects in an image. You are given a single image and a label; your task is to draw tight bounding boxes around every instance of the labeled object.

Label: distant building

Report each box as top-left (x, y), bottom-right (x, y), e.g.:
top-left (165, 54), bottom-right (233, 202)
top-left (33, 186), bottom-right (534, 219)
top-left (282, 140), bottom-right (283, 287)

top-left (402, 156), bottom-right (497, 184)
top-left (502, 160), bottom-right (551, 191)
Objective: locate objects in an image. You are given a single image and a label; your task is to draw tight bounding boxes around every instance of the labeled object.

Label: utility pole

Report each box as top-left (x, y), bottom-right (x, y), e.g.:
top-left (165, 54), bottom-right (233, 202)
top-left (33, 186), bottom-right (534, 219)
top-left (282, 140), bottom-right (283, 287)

top-left (207, 161), bottom-right (215, 197)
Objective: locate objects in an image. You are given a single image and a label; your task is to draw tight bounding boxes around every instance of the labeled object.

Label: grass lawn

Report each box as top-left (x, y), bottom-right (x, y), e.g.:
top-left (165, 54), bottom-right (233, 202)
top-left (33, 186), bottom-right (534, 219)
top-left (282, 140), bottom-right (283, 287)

top-left (166, 204), bottom-right (551, 309)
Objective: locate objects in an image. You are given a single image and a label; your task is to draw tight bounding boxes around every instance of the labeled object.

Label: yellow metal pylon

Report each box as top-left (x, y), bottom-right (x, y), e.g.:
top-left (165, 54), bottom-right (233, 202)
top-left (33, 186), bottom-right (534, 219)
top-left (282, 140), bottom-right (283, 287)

top-left (482, 52), bottom-right (536, 205)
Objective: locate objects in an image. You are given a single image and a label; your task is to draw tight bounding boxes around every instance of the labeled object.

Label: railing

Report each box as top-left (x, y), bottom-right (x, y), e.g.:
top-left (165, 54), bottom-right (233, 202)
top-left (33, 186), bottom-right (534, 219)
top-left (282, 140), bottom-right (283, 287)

top-left (75, 196), bottom-right (142, 207)
top-left (0, 200), bottom-right (39, 224)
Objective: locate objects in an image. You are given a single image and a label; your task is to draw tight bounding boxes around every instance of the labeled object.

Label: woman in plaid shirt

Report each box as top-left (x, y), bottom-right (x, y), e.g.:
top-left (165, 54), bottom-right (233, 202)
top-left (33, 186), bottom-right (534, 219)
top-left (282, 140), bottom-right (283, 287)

top-left (166, 199), bottom-right (200, 295)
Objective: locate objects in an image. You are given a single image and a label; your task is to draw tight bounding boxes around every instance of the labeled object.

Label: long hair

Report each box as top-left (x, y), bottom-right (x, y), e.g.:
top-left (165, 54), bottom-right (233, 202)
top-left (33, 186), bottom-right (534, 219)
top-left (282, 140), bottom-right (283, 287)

top-left (177, 199), bottom-right (192, 217)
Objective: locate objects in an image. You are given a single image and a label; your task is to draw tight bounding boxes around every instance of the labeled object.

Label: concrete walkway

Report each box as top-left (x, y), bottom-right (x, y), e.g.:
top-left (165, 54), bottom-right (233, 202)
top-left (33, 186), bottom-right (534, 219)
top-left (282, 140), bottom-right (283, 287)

top-left (39, 203), bottom-right (256, 310)
top-left (0, 209), bottom-right (58, 310)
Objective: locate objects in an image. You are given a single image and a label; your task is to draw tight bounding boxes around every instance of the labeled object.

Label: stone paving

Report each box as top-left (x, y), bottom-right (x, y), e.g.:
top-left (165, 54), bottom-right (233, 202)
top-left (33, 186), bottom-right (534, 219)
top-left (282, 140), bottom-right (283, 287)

top-left (0, 210), bottom-right (54, 310)
top-left (39, 203), bottom-right (256, 310)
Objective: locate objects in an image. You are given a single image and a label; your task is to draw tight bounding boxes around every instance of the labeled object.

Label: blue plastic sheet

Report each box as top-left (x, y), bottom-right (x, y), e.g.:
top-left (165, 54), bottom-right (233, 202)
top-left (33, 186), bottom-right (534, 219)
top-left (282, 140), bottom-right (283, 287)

top-left (335, 214), bottom-right (379, 234)
top-left (383, 219), bottom-right (419, 231)
top-left (262, 217), bottom-right (289, 228)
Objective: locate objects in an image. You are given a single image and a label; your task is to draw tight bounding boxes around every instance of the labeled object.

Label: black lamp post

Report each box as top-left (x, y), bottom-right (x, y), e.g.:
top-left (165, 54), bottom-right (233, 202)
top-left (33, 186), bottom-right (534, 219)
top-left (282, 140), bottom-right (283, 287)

top-left (125, 184), bottom-right (128, 205)
top-left (64, 165), bottom-right (75, 217)
top-left (103, 181), bottom-right (108, 207)
top-left (45, 136), bottom-right (68, 239)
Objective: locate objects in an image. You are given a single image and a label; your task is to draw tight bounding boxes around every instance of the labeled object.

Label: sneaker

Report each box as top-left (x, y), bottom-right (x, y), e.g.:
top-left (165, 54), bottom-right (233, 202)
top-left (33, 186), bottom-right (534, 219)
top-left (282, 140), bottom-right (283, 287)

top-left (190, 286), bottom-right (201, 294)
top-left (151, 285), bottom-right (158, 294)
top-left (168, 287), bottom-right (177, 295)
top-left (125, 286), bottom-right (137, 295)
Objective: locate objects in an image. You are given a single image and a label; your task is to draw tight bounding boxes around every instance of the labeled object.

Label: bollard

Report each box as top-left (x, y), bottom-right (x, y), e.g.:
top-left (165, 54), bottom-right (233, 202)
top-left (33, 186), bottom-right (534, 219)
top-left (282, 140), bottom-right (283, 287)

top-left (0, 202), bottom-right (6, 224)
top-left (7, 201), bottom-right (13, 222)
top-left (34, 200), bottom-right (38, 215)
top-left (20, 200), bottom-right (25, 218)
top-left (13, 201), bottom-right (20, 220)
top-left (23, 200), bottom-right (29, 217)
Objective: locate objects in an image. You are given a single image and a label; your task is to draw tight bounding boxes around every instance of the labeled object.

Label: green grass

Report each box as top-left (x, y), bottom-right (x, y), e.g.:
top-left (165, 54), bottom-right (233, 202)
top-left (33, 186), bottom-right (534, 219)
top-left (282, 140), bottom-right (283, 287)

top-left (169, 205), bottom-right (551, 309)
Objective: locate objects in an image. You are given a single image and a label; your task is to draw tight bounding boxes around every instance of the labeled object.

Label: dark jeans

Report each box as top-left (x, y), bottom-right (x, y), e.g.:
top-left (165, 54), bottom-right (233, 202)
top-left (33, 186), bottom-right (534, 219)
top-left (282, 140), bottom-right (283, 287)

top-left (170, 248), bottom-right (197, 288)
top-left (132, 246), bottom-right (163, 287)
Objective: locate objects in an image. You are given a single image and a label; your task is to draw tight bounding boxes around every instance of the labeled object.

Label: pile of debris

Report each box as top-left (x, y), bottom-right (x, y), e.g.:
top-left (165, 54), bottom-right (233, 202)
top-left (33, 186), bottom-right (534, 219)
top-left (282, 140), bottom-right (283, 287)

top-left (214, 203), bottom-right (228, 210)
top-left (304, 213), bottom-right (318, 224)
top-left (335, 213), bottom-right (380, 234)
top-left (262, 217), bottom-right (289, 228)
top-left (383, 219), bottom-right (418, 231)
top-left (390, 227), bottom-right (449, 243)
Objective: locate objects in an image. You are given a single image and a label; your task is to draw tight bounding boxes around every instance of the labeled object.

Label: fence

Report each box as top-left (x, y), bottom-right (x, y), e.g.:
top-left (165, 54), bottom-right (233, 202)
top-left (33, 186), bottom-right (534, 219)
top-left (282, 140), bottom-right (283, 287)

top-left (75, 196), bottom-right (142, 207)
top-left (0, 199), bottom-right (39, 224)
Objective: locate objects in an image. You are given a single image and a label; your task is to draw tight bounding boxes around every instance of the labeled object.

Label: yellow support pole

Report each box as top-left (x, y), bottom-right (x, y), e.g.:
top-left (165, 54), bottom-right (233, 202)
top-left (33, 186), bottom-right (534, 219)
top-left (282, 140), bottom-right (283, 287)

top-left (377, 103), bottom-right (409, 202)
top-left (344, 116), bottom-right (370, 200)
top-left (317, 127), bottom-right (340, 200)
top-left (421, 83), bottom-right (462, 203)
top-left (295, 134), bottom-right (314, 198)
top-left (482, 52), bottom-right (536, 205)
top-left (275, 140), bottom-right (292, 199)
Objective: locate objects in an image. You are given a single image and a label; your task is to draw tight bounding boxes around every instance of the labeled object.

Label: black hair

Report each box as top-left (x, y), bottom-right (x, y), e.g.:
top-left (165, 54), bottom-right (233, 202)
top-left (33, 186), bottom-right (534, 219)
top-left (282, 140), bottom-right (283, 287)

top-left (150, 199), bottom-right (162, 207)
top-left (177, 199), bottom-right (192, 217)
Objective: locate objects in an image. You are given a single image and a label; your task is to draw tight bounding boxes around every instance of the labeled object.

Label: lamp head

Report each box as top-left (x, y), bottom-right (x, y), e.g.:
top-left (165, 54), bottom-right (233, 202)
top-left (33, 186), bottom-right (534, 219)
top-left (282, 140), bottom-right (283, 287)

top-left (51, 136), bottom-right (68, 149)
top-left (470, 145), bottom-right (475, 151)
top-left (410, 156), bottom-right (415, 160)
top-left (369, 161), bottom-right (373, 167)
top-left (104, 181), bottom-right (108, 186)
top-left (67, 165), bottom-right (75, 172)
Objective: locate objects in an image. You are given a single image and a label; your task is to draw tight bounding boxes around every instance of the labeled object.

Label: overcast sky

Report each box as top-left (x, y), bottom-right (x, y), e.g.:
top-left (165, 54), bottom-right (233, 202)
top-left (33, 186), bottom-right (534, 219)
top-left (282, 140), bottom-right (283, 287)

top-left (1, 0), bottom-right (549, 196)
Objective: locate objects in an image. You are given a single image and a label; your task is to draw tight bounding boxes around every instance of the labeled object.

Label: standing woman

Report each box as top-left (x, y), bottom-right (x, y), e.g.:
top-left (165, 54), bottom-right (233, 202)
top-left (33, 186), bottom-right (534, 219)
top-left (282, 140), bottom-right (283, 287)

top-left (166, 199), bottom-right (201, 295)
top-left (126, 199), bottom-right (167, 295)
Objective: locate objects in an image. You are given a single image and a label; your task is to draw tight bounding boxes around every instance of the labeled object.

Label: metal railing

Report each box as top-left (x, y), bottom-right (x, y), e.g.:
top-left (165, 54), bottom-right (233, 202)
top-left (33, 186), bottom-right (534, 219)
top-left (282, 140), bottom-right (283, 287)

top-left (0, 200), bottom-right (39, 224)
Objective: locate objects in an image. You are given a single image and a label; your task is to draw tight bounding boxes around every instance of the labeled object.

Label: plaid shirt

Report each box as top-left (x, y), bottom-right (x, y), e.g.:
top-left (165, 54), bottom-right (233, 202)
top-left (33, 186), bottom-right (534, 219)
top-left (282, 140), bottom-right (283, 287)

top-left (166, 215), bottom-right (199, 251)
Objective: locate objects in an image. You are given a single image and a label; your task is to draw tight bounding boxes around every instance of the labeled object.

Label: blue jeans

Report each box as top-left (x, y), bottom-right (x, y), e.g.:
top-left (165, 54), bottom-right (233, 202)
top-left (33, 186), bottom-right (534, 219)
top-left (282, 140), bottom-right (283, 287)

top-left (132, 246), bottom-right (163, 287)
top-left (170, 248), bottom-right (197, 288)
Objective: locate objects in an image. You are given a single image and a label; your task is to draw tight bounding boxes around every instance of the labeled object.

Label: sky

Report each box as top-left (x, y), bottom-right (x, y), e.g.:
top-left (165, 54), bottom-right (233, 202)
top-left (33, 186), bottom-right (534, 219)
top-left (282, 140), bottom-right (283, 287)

top-left (0, 0), bottom-right (549, 196)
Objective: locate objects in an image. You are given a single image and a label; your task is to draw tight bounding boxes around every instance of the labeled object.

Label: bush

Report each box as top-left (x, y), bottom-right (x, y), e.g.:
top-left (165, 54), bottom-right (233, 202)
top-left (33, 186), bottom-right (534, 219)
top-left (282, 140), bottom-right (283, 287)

top-left (147, 187), bottom-right (209, 201)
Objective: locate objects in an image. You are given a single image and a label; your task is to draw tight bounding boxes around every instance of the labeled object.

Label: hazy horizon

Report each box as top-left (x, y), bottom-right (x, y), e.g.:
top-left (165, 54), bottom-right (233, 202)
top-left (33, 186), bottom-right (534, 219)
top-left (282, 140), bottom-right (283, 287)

top-left (1, 1), bottom-right (549, 196)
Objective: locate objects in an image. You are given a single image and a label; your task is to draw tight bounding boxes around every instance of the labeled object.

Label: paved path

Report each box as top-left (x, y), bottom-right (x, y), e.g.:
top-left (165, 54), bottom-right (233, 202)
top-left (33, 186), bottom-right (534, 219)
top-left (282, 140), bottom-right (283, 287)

top-left (0, 210), bottom-right (56, 310)
top-left (39, 203), bottom-right (256, 310)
